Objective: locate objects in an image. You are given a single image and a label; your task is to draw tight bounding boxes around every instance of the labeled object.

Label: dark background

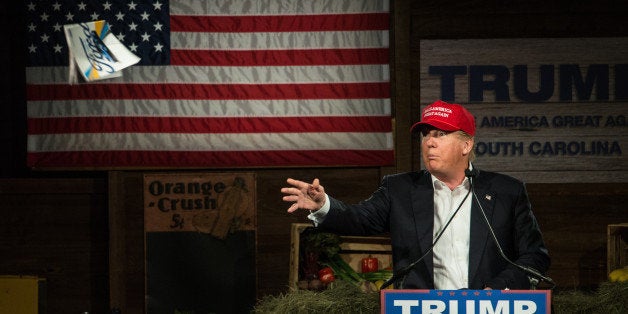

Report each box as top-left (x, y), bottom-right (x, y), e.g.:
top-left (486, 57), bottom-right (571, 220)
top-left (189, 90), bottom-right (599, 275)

top-left (145, 232), bottom-right (256, 314)
top-left (1, 0), bottom-right (627, 313)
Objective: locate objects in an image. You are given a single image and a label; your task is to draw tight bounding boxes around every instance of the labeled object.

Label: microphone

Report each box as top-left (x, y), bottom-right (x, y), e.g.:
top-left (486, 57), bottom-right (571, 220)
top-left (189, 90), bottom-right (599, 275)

top-left (380, 171), bottom-right (474, 289)
top-left (465, 168), bottom-right (478, 179)
top-left (467, 170), bottom-right (556, 289)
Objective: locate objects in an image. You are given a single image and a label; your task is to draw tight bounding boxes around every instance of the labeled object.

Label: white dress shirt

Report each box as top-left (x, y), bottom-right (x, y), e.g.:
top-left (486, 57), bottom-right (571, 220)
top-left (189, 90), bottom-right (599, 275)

top-left (431, 175), bottom-right (472, 289)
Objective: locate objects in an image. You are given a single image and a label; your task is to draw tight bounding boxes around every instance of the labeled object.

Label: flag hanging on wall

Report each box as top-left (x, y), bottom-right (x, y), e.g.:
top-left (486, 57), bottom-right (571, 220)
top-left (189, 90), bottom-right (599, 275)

top-left (25, 0), bottom-right (392, 168)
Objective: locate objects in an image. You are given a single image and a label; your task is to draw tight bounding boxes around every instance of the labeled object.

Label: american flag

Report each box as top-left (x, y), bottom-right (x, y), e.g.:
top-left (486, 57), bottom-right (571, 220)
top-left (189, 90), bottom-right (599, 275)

top-left (25, 0), bottom-right (392, 168)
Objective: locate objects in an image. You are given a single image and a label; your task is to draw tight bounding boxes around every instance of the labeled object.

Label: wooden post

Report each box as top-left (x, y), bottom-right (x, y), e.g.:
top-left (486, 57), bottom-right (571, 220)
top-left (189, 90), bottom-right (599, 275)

top-left (108, 171), bottom-right (127, 312)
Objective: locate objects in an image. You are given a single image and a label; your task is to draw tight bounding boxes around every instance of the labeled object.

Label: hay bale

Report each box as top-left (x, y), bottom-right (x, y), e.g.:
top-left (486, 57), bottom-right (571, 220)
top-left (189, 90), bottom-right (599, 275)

top-left (553, 281), bottom-right (628, 314)
top-left (253, 280), bottom-right (379, 313)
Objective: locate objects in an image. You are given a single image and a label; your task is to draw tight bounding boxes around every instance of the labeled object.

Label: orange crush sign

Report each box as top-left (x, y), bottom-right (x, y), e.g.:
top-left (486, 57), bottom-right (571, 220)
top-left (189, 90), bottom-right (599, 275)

top-left (143, 172), bottom-right (256, 239)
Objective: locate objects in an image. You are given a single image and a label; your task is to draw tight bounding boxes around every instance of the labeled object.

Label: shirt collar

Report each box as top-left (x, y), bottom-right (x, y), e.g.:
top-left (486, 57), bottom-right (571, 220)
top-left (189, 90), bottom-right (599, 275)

top-left (430, 163), bottom-right (473, 190)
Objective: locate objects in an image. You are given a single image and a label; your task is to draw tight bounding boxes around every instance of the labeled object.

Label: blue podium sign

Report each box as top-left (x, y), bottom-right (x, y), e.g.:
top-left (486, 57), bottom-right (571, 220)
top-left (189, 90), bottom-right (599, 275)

top-left (381, 289), bottom-right (551, 314)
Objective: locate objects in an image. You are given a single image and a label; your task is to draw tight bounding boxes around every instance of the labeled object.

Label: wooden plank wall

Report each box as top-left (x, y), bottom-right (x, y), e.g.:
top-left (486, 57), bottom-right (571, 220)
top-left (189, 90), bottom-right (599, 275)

top-left (0, 178), bottom-right (108, 313)
top-left (526, 184), bottom-right (628, 288)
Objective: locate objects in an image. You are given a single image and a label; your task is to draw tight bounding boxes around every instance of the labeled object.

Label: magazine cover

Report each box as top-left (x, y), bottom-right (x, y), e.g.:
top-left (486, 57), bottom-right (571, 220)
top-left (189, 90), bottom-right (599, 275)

top-left (64, 20), bottom-right (140, 83)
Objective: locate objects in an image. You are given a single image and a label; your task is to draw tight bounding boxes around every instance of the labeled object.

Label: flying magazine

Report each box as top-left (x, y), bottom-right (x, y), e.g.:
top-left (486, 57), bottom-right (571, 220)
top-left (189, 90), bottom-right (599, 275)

top-left (64, 20), bottom-right (140, 83)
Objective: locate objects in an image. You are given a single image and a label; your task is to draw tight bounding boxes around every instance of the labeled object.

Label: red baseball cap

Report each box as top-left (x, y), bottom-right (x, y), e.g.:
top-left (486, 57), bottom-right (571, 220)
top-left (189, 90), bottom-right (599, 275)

top-left (410, 100), bottom-right (476, 136)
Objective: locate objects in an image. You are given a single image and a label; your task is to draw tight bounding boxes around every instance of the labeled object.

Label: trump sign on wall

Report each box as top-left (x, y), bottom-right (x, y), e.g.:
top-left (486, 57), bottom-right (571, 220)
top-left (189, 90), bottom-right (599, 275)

top-left (420, 38), bottom-right (627, 183)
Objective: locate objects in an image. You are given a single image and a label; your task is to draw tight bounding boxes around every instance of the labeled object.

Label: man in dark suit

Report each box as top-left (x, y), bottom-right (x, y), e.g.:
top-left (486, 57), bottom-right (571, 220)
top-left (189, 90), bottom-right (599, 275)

top-left (282, 100), bottom-right (550, 290)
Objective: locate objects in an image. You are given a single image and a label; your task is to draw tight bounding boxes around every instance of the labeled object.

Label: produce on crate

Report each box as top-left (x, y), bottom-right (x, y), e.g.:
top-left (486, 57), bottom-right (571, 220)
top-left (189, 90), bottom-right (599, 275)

top-left (318, 267), bottom-right (335, 284)
top-left (361, 256), bottom-right (379, 273)
top-left (298, 228), bottom-right (392, 292)
top-left (608, 266), bottom-right (628, 282)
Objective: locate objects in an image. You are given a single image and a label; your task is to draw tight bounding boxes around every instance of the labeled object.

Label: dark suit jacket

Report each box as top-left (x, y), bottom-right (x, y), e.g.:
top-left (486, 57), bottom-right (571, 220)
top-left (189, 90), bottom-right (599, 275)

top-left (317, 168), bottom-right (550, 290)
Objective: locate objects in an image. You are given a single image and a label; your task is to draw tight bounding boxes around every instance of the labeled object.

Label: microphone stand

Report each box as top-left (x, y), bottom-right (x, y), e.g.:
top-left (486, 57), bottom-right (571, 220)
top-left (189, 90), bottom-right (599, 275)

top-left (467, 169), bottom-right (556, 289)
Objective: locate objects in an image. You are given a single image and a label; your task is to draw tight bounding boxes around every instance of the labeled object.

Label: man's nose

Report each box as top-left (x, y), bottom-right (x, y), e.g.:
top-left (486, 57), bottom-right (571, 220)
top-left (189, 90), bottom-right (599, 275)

top-left (424, 136), bottom-right (436, 147)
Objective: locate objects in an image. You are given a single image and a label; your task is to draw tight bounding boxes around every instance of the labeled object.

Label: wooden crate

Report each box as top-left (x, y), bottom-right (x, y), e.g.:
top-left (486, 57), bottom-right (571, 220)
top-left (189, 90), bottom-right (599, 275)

top-left (289, 223), bottom-right (392, 290)
top-left (0, 276), bottom-right (45, 314)
top-left (607, 223), bottom-right (628, 274)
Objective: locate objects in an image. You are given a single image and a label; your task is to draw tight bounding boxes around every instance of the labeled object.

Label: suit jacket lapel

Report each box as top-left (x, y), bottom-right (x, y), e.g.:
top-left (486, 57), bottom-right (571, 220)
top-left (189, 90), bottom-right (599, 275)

top-left (468, 172), bottom-right (495, 284)
top-left (411, 171), bottom-right (435, 280)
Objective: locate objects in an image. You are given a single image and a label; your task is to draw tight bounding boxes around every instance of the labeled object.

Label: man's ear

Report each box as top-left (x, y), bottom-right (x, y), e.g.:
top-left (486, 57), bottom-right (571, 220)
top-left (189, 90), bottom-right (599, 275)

top-left (462, 138), bottom-right (474, 155)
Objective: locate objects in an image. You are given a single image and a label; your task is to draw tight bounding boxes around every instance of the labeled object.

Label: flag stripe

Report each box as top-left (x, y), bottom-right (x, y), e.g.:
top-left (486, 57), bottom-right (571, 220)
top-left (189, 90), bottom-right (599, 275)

top-left (170, 0), bottom-right (389, 16)
top-left (28, 116), bottom-right (393, 134)
top-left (28, 132), bottom-right (392, 151)
top-left (170, 30), bottom-right (388, 50)
top-left (170, 48), bottom-right (389, 66)
top-left (27, 98), bottom-right (391, 118)
top-left (27, 82), bottom-right (390, 101)
top-left (170, 13), bottom-right (389, 32)
top-left (27, 150), bottom-right (395, 168)
top-left (26, 64), bottom-right (389, 84)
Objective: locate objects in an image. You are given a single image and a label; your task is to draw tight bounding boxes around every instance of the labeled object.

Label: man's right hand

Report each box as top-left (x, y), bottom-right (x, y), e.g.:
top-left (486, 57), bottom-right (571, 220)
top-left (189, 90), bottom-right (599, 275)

top-left (281, 178), bottom-right (326, 213)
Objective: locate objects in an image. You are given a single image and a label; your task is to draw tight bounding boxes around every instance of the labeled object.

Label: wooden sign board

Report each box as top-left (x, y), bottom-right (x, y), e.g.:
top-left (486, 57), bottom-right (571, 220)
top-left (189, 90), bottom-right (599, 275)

top-left (144, 172), bottom-right (256, 313)
top-left (144, 172), bottom-right (255, 237)
top-left (420, 38), bottom-right (627, 183)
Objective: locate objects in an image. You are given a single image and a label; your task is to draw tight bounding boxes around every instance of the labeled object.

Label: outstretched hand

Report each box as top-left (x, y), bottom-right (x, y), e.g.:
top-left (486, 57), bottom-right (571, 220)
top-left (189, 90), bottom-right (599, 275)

top-left (281, 178), bottom-right (326, 213)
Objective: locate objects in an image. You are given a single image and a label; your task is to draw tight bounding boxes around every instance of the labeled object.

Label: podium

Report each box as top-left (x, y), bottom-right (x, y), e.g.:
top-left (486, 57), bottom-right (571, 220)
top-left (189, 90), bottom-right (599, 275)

top-left (381, 289), bottom-right (551, 314)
